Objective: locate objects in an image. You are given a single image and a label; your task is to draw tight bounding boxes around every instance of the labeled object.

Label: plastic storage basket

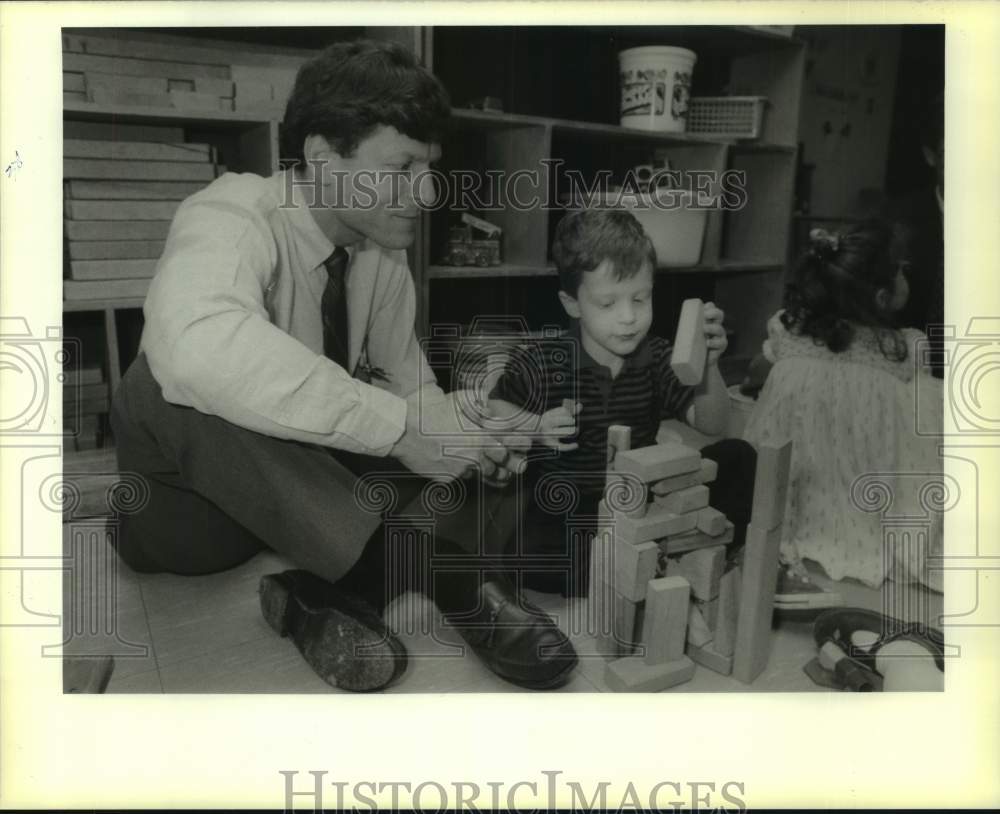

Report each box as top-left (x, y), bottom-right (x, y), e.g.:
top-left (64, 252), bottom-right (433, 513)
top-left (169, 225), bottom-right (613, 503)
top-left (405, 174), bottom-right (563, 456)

top-left (687, 96), bottom-right (768, 139)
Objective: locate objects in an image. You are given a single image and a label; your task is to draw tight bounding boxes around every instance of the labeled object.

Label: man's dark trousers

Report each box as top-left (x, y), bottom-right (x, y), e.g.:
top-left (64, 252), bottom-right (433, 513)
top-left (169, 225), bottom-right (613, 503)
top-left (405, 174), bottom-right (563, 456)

top-left (109, 353), bottom-right (517, 610)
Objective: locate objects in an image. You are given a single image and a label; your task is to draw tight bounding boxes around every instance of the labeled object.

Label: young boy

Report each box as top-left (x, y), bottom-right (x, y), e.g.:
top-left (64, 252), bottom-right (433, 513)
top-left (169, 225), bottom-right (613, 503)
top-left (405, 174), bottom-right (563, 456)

top-left (489, 208), bottom-right (757, 596)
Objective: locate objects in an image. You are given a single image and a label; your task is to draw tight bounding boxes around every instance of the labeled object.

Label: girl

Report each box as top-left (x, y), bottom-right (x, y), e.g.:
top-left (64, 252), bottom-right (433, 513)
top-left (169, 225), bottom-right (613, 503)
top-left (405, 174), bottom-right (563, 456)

top-left (744, 222), bottom-right (943, 595)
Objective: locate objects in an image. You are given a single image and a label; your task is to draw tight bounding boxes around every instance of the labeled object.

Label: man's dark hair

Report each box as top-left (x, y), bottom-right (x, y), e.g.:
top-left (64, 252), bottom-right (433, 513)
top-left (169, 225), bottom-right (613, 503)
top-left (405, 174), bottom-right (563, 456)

top-left (280, 39), bottom-right (451, 167)
top-left (552, 208), bottom-right (657, 297)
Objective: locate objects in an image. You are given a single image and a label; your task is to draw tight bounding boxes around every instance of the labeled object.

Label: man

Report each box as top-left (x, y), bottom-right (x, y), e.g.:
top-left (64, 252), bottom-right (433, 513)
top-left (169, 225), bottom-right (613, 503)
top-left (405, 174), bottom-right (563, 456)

top-left (110, 39), bottom-right (577, 691)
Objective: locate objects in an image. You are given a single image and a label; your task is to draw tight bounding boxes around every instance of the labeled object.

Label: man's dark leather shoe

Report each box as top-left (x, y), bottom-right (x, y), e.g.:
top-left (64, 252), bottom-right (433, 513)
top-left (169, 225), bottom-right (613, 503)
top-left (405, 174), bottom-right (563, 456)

top-left (259, 569), bottom-right (407, 692)
top-left (446, 580), bottom-right (578, 689)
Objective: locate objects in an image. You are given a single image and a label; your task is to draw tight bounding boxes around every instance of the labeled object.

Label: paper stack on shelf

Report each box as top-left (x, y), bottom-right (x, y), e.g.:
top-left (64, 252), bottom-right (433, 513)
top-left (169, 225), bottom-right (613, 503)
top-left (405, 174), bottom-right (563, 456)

top-left (63, 126), bottom-right (224, 301)
top-left (62, 31), bottom-right (307, 117)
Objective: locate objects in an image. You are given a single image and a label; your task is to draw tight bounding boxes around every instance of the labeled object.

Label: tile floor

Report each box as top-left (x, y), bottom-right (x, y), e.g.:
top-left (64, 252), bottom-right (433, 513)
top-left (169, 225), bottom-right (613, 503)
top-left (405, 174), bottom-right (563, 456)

top-left (61, 521), bottom-right (944, 694)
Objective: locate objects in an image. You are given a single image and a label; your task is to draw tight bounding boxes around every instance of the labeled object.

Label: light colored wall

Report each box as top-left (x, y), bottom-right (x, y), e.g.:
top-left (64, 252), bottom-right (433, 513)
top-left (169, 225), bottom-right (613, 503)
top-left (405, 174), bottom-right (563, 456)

top-left (797, 25), bottom-right (901, 217)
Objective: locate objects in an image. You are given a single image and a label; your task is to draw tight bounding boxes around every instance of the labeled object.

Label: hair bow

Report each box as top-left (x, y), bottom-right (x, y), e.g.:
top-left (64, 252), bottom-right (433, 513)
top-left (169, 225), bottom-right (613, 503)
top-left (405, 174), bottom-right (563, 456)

top-left (809, 227), bottom-right (840, 256)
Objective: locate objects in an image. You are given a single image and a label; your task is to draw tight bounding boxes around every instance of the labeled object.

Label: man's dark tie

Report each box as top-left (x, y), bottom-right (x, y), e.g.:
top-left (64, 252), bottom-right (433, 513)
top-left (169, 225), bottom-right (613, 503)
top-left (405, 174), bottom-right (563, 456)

top-left (321, 247), bottom-right (350, 370)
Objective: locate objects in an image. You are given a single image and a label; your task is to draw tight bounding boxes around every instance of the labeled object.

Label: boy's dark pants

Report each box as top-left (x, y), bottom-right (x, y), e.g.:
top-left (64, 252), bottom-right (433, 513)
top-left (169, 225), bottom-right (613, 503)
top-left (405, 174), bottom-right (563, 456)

top-left (505, 441), bottom-right (757, 597)
top-left (109, 354), bottom-right (517, 613)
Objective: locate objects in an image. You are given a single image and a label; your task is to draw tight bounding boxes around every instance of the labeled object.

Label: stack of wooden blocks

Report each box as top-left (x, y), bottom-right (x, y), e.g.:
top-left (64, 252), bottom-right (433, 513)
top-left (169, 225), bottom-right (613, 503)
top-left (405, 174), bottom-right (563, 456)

top-left (62, 31), bottom-right (305, 117)
top-left (63, 128), bottom-right (226, 302)
top-left (588, 425), bottom-right (791, 691)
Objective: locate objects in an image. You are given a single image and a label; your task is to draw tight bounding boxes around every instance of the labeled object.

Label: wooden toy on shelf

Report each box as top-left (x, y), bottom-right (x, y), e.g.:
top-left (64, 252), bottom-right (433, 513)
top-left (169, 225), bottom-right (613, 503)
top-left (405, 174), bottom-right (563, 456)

top-left (588, 426), bottom-right (793, 690)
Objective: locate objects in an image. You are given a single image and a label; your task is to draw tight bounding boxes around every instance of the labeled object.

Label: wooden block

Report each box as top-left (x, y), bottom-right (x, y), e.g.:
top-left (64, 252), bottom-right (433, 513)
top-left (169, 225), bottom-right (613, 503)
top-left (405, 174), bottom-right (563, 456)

top-left (232, 64), bottom-right (297, 101)
top-left (670, 298), bottom-right (707, 386)
top-left (89, 86), bottom-right (176, 108)
top-left (687, 642), bottom-right (732, 676)
top-left (64, 220), bottom-right (172, 241)
top-left (687, 604), bottom-right (713, 647)
top-left (605, 655), bottom-right (695, 692)
top-left (606, 424), bottom-right (632, 466)
top-left (169, 90), bottom-right (224, 112)
top-left (655, 483), bottom-right (709, 515)
top-left (696, 506), bottom-right (729, 536)
top-left (64, 138), bottom-right (212, 162)
top-left (659, 521), bottom-right (734, 555)
top-left (641, 576), bottom-right (690, 665)
top-left (68, 240), bottom-right (166, 261)
top-left (68, 259), bottom-right (158, 281)
top-left (63, 71), bottom-right (86, 92)
top-left (85, 72), bottom-right (169, 96)
top-left (731, 522), bottom-right (783, 684)
top-left (67, 364), bottom-right (104, 385)
top-left (605, 474), bottom-right (647, 519)
top-left (665, 545), bottom-right (725, 601)
top-left (714, 565), bottom-right (742, 657)
top-left (63, 120), bottom-right (185, 143)
top-left (193, 77), bottom-right (236, 97)
top-left (66, 180), bottom-right (206, 200)
top-left (611, 538), bottom-right (660, 602)
top-left (62, 31), bottom-right (309, 71)
top-left (589, 530), bottom-right (635, 658)
top-left (64, 279), bottom-right (151, 301)
top-left (615, 505), bottom-right (699, 544)
top-left (614, 442), bottom-right (701, 483)
top-left (593, 591), bottom-right (643, 659)
top-left (65, 158), bottom-right (216, 182)
top-left (65, 200), bottom-right (181, 221)
top-left (650, 458), bottom-right (717, 496)
top-left (64, 52), bottom-right (231, 81)
top-left (234, 79), bottom-right (274, 102)
top-left (63, 382), bottom-right (109, 404)
top-left (696, 596), bottom-right (719, 629)
top-left (750, 438), bottom-right (792, 531)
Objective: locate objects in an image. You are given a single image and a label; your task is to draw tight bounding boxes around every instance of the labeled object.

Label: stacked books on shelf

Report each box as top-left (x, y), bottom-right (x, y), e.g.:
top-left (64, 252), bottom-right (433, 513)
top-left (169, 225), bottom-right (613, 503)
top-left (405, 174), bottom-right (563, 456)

top-left (63, 124), bottom-right (225, 302)
top-left (62, 30), bottom-right (306, 117)
top-left (64, 360), bottom-right (106, 452)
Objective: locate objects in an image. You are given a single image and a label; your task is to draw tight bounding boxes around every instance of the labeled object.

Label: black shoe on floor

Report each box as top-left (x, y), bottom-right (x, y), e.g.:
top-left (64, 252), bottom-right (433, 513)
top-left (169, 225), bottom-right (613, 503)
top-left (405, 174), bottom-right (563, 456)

top-left (445, 580), bottom-right (578, 690)
top-left (259, 569), bottom-right (407, 692)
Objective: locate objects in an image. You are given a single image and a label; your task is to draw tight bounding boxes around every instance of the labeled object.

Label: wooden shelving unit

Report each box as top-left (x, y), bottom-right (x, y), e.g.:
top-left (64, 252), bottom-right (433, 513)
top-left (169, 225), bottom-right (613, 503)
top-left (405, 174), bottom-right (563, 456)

top-left (418, 25), bottom-right (806, 378)
top-left (61, 25), bottom-right (806, 445)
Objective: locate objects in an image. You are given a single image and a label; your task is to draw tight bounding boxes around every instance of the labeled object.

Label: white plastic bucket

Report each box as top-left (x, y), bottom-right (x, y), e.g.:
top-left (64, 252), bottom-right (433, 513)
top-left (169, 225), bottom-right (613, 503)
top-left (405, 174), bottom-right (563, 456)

top-left (576, 188), bottom-right (708, 267)
top-left (618, 46), bottom-right (697, 132)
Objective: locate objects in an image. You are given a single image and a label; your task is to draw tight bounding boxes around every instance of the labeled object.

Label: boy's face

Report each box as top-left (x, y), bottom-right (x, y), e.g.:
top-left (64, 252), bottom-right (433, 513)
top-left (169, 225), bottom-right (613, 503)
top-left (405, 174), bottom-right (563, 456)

top-left (559, 259), bottom-right (654, 361)
top-left (308, 125), bottom-right (440, 250)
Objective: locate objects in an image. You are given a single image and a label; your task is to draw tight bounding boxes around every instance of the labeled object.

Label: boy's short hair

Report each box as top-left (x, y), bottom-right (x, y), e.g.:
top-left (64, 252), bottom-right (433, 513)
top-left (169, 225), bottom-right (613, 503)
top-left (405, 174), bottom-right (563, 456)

top-left (280, 39), bottom-right (451, 167)
top-left (552, 208), bottom-right (657, 297)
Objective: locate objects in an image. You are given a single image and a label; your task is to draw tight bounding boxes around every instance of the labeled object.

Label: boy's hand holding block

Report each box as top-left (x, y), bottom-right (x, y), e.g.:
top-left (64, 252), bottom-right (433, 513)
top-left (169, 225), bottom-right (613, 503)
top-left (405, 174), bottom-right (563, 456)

top-left (670, 298), bottom-right (707, 386)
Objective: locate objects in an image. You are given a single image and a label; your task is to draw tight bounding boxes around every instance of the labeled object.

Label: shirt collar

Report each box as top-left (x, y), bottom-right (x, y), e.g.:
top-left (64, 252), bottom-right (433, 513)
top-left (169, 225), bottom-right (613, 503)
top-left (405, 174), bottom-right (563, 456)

top-left (276, 169), bottom-right (338, 272)
top-left (569, 322), bottom-right (655, 372)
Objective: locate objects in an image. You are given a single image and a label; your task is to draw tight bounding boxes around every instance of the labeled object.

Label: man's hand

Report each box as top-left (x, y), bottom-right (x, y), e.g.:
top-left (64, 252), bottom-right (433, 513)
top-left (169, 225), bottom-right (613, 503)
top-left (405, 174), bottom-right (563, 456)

top-left (390, 390), bottom-right (527, 484)
top-left (537, 401), bottom-right (580, 452)
top-left (703, 301), bottom-right (728, 366)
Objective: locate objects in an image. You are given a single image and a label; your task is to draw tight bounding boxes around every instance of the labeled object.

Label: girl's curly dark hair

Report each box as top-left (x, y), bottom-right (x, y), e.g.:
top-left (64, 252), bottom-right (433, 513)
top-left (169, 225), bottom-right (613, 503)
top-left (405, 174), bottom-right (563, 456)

top-left (781, 221), bottom-right (908, 362)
